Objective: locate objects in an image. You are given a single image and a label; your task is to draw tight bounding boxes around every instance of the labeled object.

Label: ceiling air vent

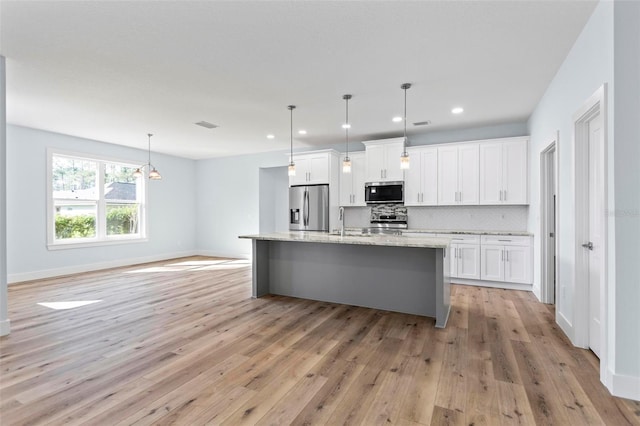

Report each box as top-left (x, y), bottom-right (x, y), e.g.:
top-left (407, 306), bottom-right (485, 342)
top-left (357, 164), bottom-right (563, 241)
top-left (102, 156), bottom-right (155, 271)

top-left (413, 120), bottom-right (431, 127)
top-left (195, 121), bottom-right (218, 129)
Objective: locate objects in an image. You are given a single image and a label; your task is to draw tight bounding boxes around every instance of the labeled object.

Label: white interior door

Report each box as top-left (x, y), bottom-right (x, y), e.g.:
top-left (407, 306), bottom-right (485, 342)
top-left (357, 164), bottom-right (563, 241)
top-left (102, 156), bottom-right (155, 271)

top-left (588, 112), bottom-right (603, 358)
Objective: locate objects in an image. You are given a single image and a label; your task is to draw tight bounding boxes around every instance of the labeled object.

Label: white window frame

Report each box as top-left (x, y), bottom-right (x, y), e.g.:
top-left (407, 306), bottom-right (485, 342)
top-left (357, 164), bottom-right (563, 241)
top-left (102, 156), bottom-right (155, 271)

top-left (47, 149), bottom-right (148, 250)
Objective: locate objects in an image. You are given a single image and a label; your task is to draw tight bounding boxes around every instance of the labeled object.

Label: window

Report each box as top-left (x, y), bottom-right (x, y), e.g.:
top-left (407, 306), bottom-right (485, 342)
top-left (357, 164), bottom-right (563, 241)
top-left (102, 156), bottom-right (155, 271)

top-left (47, 150), bottom-right (146, 248)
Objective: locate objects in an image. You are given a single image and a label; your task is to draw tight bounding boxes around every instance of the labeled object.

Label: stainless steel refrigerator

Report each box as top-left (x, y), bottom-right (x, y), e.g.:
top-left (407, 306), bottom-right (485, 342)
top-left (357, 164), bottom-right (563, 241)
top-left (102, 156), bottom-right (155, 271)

top-left (289, 184), bottom-right (329, 232)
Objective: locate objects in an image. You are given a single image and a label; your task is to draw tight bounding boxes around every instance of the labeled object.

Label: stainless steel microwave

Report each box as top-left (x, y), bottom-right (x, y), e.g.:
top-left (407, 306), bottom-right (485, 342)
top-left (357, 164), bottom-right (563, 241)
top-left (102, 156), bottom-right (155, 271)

top-left (364, 181), bottom-right (404, 204)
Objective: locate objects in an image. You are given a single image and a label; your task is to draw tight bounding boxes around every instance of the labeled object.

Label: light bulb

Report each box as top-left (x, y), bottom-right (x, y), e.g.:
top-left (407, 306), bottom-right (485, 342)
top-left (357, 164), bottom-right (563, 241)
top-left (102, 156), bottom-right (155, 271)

top-left (341, 123), bottom-right (351, 129)
top-left (288, 163), bottom-right (296, 177)
top-left (148, 168), bottom-right (162, 180)
top-left (132, 168), bottom-right (143, 178)
top-left (342, 158), bottom-right (352, 173)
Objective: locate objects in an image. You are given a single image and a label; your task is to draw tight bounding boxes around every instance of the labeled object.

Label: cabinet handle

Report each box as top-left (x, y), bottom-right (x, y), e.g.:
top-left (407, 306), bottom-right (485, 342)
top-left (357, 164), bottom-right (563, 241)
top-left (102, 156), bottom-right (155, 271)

top-left (499, 190), bottom-right (502, 201)
top-left (505, 251), bottom-right (509, 262)
top-left (503, 190), bottom-right (507, 201)
top-left (381, 170), bottom-right (383, 179)
top-left (501, 250), bottom-right (504, 261)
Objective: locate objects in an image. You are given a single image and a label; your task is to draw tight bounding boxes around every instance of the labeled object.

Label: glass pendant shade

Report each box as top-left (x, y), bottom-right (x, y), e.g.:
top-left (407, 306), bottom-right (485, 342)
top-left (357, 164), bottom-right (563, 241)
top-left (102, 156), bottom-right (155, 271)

top-left (399, 83), bottom-right (411, 170)
top-left (132, 168), bottom-right (143, 178)
top-left (288, 163), bottom-right (296, 176)
top-left (342, 157), bottom-right (352, 173)
top-left (400, 152), bottom-right (410, 169)
top-left (148, 168), bottom-right (162, 180)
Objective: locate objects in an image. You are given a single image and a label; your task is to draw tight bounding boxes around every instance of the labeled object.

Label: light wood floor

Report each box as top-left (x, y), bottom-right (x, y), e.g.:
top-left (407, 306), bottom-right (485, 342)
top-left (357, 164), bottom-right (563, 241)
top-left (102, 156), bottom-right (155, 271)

top-left (1, 256), bottom-right (638, 426)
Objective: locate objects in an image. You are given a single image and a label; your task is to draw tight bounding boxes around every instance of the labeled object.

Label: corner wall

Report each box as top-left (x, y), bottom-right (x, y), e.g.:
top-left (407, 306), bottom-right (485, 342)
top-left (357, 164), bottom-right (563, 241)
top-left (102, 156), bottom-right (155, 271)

top-left (0, 56), bottom-right (9, 335)
top-left (6, 125), bottom-right (198, 282)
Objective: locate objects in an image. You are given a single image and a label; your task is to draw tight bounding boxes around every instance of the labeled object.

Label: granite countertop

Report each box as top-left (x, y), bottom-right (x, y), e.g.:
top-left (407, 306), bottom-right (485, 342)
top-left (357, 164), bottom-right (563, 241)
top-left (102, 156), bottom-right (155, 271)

top-left (239, 231), bottom-right (450, 249)
top-left (402, 229), bottom-right (533, 236)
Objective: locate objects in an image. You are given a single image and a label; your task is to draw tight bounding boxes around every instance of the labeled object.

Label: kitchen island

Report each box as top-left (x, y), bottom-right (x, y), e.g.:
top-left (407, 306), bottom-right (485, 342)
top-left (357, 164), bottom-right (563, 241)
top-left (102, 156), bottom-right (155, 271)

top-left (239, 232), bottom-right (451, 328)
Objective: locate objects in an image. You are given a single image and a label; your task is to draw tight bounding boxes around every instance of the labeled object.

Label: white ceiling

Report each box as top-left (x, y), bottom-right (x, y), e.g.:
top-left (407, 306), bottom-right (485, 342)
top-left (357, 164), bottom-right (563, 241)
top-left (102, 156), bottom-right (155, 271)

top-left (0, 1), bottom-right (597, 160)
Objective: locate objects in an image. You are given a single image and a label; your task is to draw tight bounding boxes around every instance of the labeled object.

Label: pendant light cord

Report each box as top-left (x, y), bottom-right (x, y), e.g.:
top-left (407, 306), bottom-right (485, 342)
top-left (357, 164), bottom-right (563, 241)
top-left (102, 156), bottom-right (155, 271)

top-left (288, 105), bottom-right (295, 164)
top-left (148, 133), bottom-right (152, 167)
top-left (401, 83), bottom-right (411, 155)
top-left (343, 94), bottom-right (351, 158)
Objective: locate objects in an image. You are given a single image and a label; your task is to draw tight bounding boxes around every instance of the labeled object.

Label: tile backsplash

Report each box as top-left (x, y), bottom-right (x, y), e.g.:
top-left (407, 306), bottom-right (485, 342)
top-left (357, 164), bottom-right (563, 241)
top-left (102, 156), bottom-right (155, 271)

top-left (344, 205), bottom-right (529, 231)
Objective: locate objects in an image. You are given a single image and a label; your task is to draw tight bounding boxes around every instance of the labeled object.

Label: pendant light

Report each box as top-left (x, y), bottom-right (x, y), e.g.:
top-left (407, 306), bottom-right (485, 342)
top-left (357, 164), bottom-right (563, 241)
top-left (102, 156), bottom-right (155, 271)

top-left (287, 105), bottom-right (296, 177)
top-left (342, 94), bottom-right (352, 173)
top-left (400, 83), bottom-right (411, 170)
top-left (133, 133), bottom-right (162, 180)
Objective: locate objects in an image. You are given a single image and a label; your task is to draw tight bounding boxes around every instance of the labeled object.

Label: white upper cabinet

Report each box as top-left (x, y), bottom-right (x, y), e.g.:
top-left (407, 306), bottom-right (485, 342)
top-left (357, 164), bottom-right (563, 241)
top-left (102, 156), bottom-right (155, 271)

top-left (363, 138), bottom-right (405, 182)
top-left (339, 152), bottom-right (366, 206)
top-left (479, 138), bottom-right (528, 205)
top-left (437, 143), bottom-right (479, 205)
top-left (289, 152), bottom-right (331, 186)
top-left (404, 147), bottom-right (438, 206)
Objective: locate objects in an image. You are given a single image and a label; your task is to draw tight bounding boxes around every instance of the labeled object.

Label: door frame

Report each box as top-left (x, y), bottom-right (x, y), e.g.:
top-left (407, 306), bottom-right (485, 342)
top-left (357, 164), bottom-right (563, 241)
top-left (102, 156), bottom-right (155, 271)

top-left (540, 135), bottom-right (559, 304)
top-left (572, 85), bottom-right (608, 377)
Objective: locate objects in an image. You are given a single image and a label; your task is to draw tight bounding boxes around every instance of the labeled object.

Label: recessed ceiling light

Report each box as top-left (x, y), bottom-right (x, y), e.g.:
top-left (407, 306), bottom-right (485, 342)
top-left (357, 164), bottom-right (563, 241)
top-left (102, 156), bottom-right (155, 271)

top-left (298, 130), bottom-right (307, 135)
top-left (392, 116), bottom-right (403, 123)
top-left (451, 107), bottom-right (464, 114)
top-left (266, 134), bottom-right (275, 139)
top-left (341, 124), bottom-right (351, 129)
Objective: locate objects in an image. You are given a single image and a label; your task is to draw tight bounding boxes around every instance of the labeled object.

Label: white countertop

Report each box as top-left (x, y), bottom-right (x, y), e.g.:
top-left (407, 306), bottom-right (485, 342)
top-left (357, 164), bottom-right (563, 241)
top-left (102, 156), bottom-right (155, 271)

top-left (239, 231), bottom-right (450, 249)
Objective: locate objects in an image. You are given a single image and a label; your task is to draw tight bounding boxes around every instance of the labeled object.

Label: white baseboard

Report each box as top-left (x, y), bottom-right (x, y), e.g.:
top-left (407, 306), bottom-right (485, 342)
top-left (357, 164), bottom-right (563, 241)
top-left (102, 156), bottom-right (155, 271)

top-left (532, 284), bottom-right (542, 302)
top-left (605, 368), bottom-right (640, 401)
top-left (451, 278), bottom-right (533, 292)
top-left (556, 311), bottom-right (575, 344)
top-left (196, 250), bottom-right (250, 260)
top-left (7, 250), bottom-right (200, 284)
top-left (0, 318), bottom-right (10, 336)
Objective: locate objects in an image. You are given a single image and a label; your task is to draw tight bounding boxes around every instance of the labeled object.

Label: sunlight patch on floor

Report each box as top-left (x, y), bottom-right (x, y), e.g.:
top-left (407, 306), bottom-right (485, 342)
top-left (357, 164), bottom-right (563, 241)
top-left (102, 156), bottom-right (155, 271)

top-left (37, 300), bottom-right (102, 310)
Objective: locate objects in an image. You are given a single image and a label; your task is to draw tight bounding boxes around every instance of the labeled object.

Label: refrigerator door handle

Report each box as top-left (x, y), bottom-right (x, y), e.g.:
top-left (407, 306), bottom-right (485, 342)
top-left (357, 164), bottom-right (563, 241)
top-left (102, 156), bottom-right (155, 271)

top-left (303, 189), bottom-right (310, 227)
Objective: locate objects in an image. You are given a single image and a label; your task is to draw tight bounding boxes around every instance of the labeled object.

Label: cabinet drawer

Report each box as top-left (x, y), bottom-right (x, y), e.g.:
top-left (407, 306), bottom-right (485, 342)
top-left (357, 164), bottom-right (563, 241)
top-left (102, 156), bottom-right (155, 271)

top-left (481, 235), bottom-right (531, 246)
top-left (438, 234), bottom-right (480, 244)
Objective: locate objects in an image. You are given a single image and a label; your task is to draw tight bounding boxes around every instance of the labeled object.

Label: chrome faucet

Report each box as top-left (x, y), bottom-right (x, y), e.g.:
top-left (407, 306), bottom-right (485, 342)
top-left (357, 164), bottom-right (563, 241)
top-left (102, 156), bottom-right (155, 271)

top-left (339, 207), bottom-right (345, 237)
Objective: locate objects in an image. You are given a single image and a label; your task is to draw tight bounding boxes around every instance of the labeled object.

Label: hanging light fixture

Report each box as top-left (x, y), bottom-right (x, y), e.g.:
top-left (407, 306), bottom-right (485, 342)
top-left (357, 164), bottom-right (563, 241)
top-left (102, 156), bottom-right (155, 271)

top-left (342, 94), bottom-right (352, 173)
top-left (287, 105), bottom-right (296, 177)
top-left (133, 133), bottom-right (162, 180)
top-left (400, 83), bottom-right (411, 170)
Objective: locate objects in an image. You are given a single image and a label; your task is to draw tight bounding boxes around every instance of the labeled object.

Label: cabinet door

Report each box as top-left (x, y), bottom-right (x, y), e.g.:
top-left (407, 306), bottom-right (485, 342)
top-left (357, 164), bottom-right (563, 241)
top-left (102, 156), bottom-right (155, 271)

top-left (450, 243), bottom-right (459, 278)
top-left (420, 148), bottom-right (438, 205)
top-left (437, 146), bottom-right (459, 205)
top-left (289, 157), bottom-right (310, 186)
top-left (481, 244), bottom-right (504, 281)
top-left (457, 244), bottom-right (480, 280)
top-left (502, 140), bottom-right (528, 204)
top-left (458, 144), bottom-right (479, 204)
top-left (339, 167), bottom-right (354, 206)
top-left (365, 144), bottom-right (386, 182)
top-left (504, 245), bottom-right (531, 283)
top-left (308, 154), bottom-right (329, 184)
top-left (404, 150), bottom-right (422, 206)
top-left (383, 142), bottom-right (405, 181)
top-left (479, 142), bottom-right (503, 204)
top-left (351, 153), bottom-right (367, 206)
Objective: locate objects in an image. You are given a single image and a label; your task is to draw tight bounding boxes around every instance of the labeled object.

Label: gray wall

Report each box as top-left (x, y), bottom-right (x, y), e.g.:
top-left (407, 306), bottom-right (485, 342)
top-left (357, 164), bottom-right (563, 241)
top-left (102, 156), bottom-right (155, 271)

top-left (6, 125), bottom-right (198, 282)
top-left (0, 56), bottom-right (9, 335)
top-left (612, 0), bottom-right (640, 381)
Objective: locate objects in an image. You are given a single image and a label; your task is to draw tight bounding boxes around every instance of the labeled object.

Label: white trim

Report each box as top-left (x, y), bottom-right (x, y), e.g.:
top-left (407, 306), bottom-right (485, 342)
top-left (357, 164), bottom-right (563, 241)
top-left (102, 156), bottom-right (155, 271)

top-left (449, 278), bottom-right (533, 292)
top-left (0, 319), bottom-right (10, 336)
top-left (7, 250), bottom-right (198, 284)
top-left (571, 84), bottom-right (609, 383)
top-left (47, 237), bottom-right (148, 251)
top-left (195, 250), bottom-right (250, 260)
top-left (557, 310), bottom-right (573, 342)
top-left (605, 368), bottom-right (640, 401)
top-left (540, 135), bottom-right (559, 305)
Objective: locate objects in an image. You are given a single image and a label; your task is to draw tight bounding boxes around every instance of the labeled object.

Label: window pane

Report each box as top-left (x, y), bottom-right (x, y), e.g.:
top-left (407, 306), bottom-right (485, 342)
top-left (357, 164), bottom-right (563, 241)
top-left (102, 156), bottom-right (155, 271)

top-left (105, 163), bottom-right (138, 202)
top-left (106, 203), bottom-right (140, 236)
top-left (54, 201), bottom-right (97, 240)
top-left (52, 156), bottom-right (98, 200)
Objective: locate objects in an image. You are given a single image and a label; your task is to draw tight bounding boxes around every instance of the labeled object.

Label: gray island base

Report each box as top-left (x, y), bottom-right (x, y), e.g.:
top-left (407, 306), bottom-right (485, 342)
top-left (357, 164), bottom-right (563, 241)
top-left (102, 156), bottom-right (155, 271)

top-left (239, 232), bottom-right (451, 328)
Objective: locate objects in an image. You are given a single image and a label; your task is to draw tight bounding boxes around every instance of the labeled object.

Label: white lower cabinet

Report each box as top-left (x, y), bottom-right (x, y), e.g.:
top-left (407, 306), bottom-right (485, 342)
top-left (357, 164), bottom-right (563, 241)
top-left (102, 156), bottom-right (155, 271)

top-left (440, 234), bottom-right (480, 280)
top-left (480, 235), bottom-right (532, 284)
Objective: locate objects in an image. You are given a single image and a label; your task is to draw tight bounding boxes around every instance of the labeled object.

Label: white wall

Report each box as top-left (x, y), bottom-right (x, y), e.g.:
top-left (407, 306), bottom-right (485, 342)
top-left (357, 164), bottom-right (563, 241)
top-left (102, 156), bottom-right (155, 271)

top-left (259, 166), bottom-right (289, 233)
top-left (196, 151), bottom-right (285, 258)
top-left (527, 0), bottom-right (613, 330)
top-left (6, 125), bottom-right (198, 282)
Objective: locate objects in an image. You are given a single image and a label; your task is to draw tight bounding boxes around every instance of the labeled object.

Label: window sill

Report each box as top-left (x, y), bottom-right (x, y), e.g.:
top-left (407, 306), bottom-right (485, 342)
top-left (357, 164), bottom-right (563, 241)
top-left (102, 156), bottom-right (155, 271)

top-left (47, 237), bottom-right (149, 251)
